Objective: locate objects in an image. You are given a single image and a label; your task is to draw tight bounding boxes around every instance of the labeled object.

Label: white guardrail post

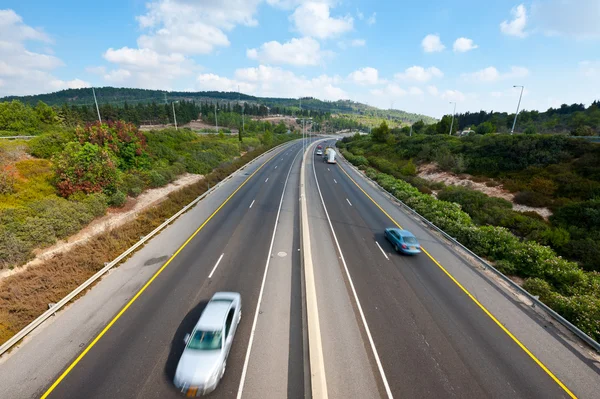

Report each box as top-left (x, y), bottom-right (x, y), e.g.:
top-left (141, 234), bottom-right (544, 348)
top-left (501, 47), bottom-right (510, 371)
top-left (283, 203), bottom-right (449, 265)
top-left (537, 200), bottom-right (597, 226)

top-left (336, 150), bottom-right (600, 353)
top-left (0, 140), bottom-right (298, 356)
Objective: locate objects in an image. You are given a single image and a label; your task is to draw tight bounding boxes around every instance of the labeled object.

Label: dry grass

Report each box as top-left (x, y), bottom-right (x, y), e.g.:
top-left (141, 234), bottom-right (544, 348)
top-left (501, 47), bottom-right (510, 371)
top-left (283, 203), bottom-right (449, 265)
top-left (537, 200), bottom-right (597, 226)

top-left (0, 142), bottom-right (284, 345)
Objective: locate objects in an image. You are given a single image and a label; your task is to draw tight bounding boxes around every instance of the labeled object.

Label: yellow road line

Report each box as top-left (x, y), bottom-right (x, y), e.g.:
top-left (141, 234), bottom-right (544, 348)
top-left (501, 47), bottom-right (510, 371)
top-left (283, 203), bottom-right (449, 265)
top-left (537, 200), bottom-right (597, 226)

top-left (335, 162), bottom-right (577, 399)
top-left (40, 147), bottom-right (284, 399)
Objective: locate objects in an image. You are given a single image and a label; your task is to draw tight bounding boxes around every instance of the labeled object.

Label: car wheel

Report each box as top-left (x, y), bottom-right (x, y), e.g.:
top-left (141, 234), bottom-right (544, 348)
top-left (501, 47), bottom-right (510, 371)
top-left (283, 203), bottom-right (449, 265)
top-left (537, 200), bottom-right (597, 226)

top-left (394, 244), bottom-right (399, 252)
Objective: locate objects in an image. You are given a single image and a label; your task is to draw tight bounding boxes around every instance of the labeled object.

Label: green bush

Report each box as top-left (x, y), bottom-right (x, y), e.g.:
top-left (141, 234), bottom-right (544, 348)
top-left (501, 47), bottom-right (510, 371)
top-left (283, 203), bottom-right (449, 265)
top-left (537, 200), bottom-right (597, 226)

top-left (28, 130), bottom-right (75, 159)
top-left (121, 171), bottom-right (146, 197)
top-left (513, 191), bottom-right (552, 207)
top-left (108, 190), bottom-right (127, 207)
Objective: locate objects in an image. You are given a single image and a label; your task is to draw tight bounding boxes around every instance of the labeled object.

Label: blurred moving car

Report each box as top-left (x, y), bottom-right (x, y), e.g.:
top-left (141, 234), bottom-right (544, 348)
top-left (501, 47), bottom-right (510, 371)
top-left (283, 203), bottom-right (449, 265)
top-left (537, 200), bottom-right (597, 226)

top-left (174, 292), bottom-right (242, 396)
top-left (384, 228), bottom-right (422, 255)
top-left (316, 148), bottom-right (323, 155)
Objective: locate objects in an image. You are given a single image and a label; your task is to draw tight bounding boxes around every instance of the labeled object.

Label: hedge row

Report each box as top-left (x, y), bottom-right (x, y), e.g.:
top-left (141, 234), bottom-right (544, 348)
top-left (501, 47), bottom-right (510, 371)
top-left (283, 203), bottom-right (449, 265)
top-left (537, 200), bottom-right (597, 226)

top-left (353, 160), bottom-right (600, 341)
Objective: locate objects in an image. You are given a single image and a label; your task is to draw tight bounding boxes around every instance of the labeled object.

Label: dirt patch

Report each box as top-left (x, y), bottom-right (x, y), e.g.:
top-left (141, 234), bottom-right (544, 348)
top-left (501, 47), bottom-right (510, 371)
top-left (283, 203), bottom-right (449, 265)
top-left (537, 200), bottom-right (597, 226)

top-left (138, 120), bottom-right (238, 134)
top-left (418, 163), bottom-right (552, 219)
top-left (0, 173), bottom-right (204, 283)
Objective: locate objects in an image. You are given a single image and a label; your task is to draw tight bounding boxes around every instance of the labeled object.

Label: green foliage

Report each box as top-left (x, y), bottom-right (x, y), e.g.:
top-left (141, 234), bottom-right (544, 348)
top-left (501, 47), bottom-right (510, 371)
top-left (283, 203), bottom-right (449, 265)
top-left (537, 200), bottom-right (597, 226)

top-left (107, 190), bottom-right (127, 207)
top-left (371, 121), bottom-right (391, 143)
top-left (28, 130), bottom-right (76, 159)
top-left (76, 121), bottom-right (149, 170)
top-left (52, 142), bottom-right (120, 197)
top-left (0, 100), bottom-right (42, 133)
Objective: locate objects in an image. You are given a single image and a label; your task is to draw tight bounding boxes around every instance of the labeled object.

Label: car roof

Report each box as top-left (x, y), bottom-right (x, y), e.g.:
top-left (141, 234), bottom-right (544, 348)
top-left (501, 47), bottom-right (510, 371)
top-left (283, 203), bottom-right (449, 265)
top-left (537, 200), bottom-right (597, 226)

top-left (387, 228), bottom-right (416, 237)
top-left (196, 301), bottom-right (231, 331)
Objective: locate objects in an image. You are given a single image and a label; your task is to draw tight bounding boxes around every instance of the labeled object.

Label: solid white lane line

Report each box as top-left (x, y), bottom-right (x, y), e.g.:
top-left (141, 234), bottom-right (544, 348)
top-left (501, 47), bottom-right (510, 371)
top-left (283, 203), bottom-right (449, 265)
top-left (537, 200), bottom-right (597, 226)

top-left (208, 254), bottom-right (224, 279)
top-left (265, 178), bottom-right (269, 183)
top-left (327, 168), bottom-right (330, 171)
top-left (334, 179), bottom-right (338, 184)
top-left (375, 241), bottom-right (389, 260)
top-left (346, 198), bottom-right (352, 206)
top-left (275, 165), bottom-right (278, 169)
top-left (249, 199), bottom-right (255, 208)
top-left (237, 148), bottom-right (302, 399)
top-left (312, 156), bottom-right (394, 399)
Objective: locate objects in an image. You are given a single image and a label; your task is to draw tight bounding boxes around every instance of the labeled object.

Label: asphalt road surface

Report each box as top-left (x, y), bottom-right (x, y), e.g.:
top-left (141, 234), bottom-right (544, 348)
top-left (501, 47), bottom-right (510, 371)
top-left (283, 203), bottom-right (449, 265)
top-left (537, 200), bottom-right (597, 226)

top-left (41, 142), bottom-right (307, 399)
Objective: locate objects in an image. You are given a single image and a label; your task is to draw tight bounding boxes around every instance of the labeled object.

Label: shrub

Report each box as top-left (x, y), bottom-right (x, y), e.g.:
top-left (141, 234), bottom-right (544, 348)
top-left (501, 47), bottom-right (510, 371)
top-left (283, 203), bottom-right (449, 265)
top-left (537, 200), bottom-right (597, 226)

top-left (0, 165), bottom-right (16, 194)
top-left (121, 171), bottom-right (146, 197)
top-left (514, 191), bottom-right (552, 207)
top-left (107, 190), bottom-right (127, 207)
top-left (400, 159), bottom-right (417, 176)
top-left (52, 142), bottom-right (120, 197)
top-left (77, 121), bottom-right (149, 170)
top-left (28, 130), bottom-right (75, 159)
top-left (495, 259), bottom-right (517, 275)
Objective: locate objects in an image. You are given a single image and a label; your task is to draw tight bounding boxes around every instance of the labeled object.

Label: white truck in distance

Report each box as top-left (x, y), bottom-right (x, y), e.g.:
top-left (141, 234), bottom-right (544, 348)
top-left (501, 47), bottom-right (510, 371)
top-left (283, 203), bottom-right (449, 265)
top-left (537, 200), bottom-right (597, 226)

top-left (324, 147), bottom-right (336, 164)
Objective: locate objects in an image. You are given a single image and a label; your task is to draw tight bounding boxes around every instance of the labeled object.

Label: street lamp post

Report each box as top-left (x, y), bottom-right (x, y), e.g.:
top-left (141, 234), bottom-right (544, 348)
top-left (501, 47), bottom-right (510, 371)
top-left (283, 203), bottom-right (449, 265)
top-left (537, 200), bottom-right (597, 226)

top-left (92, 87), bottom-right (102, 123)
top-left (214, 103), bottom-right (218, 134)
top-left (172, 101), bottom-right (179, 130)
top-left (511, 85), bottom-right (525, 134)
top-left (449, 101), bottom-right (456, 135)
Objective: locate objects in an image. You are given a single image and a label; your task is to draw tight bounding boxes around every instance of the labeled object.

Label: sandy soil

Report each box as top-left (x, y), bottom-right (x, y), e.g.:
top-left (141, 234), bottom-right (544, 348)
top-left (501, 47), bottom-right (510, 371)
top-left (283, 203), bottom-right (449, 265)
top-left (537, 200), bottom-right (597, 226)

top-left (418, 163), bottom-right (552, 219)
top-left (0, 173), bottom-right (204, 282)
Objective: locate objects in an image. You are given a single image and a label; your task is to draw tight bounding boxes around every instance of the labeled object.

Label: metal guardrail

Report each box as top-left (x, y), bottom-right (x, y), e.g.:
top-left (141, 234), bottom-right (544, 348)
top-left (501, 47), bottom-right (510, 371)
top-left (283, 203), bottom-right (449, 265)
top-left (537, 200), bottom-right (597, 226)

top-left (0, 140), bottom-right (296, 356)
top-left (0, 136), bottom-right (36, 140)
top-left (337, 150), bottom-right (600, 353)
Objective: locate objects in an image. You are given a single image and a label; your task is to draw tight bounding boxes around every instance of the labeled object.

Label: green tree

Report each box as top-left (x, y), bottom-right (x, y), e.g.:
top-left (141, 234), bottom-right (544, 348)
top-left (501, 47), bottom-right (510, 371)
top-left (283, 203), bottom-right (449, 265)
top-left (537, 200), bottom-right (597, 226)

top-left (476, 121), bottom-right (496, 134)
top-left (371, 121), bottom-right (391, 142)
top-left (53, 142), bottom-right (120, 197)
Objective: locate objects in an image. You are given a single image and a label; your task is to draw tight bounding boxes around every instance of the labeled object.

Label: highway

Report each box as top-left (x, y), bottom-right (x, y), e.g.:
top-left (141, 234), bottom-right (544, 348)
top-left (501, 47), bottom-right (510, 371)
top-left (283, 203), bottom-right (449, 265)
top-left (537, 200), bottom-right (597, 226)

top-left (38, 141), bottom-right (307, 399)
top-left (0, 137), bottom-right (599, 399)
top-left (308, 141), bottom-right (571, 398)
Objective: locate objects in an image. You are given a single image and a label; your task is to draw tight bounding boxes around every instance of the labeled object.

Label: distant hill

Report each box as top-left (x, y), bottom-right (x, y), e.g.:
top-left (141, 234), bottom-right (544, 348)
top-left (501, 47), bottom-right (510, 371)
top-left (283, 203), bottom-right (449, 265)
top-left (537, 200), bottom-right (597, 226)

top-left (1, 87), bottom-right (437, 125)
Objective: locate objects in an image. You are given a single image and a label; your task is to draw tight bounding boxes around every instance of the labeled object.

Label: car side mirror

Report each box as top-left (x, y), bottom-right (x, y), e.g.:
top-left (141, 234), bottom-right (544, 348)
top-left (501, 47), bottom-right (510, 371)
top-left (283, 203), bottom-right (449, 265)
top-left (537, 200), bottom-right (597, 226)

top-left (184, 333), bottom-right (190, 345)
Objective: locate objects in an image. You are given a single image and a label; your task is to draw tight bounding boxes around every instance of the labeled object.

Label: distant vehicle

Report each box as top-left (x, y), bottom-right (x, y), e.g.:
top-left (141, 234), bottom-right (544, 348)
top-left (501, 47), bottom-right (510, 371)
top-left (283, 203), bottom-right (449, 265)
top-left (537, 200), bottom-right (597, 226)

top-left (174, 292), bottom-right (242, 396)
top-left (384, 228), bottom-right (421, 255)
top-left (316, 149), bottom-right (323, 155)
top-left (324, 148), bottom-right (336, 164)
top-left (317, 144), bottom-right (323, 149)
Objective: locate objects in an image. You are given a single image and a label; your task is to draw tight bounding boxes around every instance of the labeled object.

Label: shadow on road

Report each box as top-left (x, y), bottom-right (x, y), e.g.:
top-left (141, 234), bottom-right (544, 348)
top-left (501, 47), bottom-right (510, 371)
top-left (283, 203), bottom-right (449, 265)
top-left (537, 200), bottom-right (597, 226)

top-left (164, 300), bottom-right (209, 382)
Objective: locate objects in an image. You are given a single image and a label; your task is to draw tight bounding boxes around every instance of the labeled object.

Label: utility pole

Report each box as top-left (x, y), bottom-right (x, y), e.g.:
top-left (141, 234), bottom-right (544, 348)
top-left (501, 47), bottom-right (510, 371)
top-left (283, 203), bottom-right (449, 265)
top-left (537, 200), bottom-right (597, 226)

top-left (92, 87), bottom-right (102, 123)
top-left (215, 103), bottom-right (218, 134)
top-left (449, 101), bottom-right (456, 135)
top-left (172, 101), bottom-right (178, 130)
top-left (409, 124), bottom-right (413, 137)
top-left (238, 85), bottom-right (243, 142)
top-left (511, 85), bottom-right (525, 134)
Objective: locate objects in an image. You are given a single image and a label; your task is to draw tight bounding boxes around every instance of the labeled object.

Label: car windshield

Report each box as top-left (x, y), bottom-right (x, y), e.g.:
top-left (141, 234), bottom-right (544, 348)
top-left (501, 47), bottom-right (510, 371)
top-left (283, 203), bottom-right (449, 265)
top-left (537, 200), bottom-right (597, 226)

top-left (187, 330), bottom-right (222, 350)
top-left (404, 236), bottom-right (418, 244)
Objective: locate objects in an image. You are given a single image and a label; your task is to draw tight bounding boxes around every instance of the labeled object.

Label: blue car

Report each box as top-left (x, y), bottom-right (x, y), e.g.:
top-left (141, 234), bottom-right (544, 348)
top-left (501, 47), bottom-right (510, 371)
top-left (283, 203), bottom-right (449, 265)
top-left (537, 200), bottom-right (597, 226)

top-left (384, 228), bottom-right (422, 255)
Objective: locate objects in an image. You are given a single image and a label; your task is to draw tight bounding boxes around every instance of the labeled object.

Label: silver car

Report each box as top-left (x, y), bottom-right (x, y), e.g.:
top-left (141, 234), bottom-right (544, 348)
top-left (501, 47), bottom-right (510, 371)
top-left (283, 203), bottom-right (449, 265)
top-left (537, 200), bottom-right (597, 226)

top-left (174, 292), bottom-right (242, 396)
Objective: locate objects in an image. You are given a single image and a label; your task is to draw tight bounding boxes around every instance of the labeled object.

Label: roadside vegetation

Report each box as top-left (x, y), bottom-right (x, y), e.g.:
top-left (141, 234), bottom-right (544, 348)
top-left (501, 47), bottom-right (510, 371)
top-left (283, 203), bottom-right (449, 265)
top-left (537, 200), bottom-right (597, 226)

top-left (338, 126), bottom-right (600, 341)
top-left (0, 136), bottom-right (297, 345)
top-left (0, 100), bottom-right (295, 271)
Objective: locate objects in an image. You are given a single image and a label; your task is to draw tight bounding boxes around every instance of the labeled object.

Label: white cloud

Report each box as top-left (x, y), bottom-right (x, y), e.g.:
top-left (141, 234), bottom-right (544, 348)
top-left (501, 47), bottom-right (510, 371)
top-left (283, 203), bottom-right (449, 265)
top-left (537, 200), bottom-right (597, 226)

top-left (409, 86), bottom-right (424, 95)
top-left (579, 61), bottom-right (600, 78)
top-left (370, 83), bottom-right (407, 97)
top-left (453, 37), bottom-right (478, 52)
top-left (196, 73), bottom-right (256, 92)
top-left (356, 9), bottom-right (364, 20)
top-left (246, 37), bottom-right (331, 66)
top-left (462, 66), bottom-right (529, 82)
top-left (291, 2), bottom-right (353, 39)
top-left (441, 89), bottom-right (466, 102)
top-left (531, 0), bottom-right (600, 39)
top-left (500, 4), bottom-right (528, 37)
top-left (427, 85), bottom-right (439, 96)
top-left (223, 65), bottom-right (346, 100)
top-left (102, 47), bottom-right (198, 89)
top-left (422, 34), bottom-right (445, 52)
top-left (367, 12), bottom-right (376, 25)
top-left (351, 39), bottom-right (366, 47)
top-left (136, 0), bottom-right (261, 55)
top-left (86, 66), bottom-right (106, 75)
top-left (394, 66), bottom-right (443, 82)
top-left (348, 67), bottom-right (381, 85)
top-left (0, 9), bottom-right (90, 96)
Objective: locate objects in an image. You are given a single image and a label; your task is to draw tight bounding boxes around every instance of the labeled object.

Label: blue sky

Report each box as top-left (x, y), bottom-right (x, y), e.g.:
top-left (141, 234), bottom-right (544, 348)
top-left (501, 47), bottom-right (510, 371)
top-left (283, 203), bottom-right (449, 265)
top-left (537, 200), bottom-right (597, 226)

top-left (1, 0), bottom-right (599, 117)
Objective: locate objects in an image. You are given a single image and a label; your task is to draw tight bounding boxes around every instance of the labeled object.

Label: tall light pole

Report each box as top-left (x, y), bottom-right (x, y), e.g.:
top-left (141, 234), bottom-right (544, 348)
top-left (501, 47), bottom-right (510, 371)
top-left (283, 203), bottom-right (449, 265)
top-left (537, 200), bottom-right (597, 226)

top-left (511, 85), bottom-right (525, 135)
top-left (92, 87), bottom-right (102, 123)
top-left (449, 101), bottom-right (456, 135)
top-left (214, 103), bottom-right (218, 134)
top-left (238, 85), bottom-right (244, 141)
top-left (171, 101), bottom-right (179, 130)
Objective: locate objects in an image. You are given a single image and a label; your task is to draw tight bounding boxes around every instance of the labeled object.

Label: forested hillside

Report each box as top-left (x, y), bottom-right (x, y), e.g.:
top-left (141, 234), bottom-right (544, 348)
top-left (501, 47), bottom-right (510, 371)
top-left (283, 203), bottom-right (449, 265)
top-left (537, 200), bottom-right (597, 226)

top-left (1, 87), bottom-right (435, 126)
top-left (424, 101), bottom-right (600, 136)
